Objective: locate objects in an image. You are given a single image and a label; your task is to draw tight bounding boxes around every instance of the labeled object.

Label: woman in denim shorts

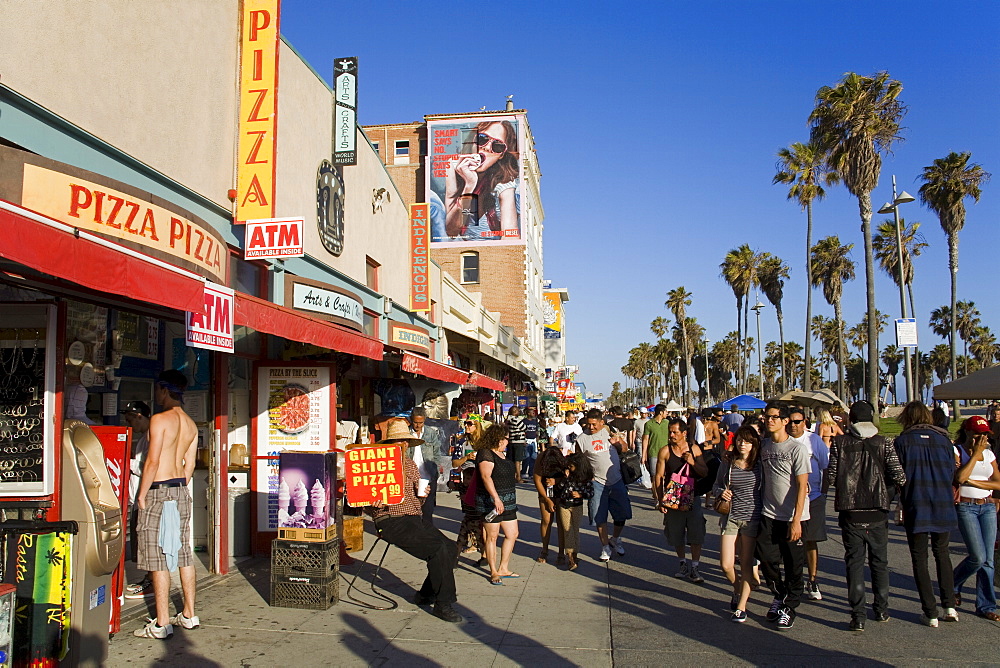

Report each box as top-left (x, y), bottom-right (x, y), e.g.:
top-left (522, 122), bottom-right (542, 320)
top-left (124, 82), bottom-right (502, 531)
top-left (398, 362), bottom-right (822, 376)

top-left (714, 426), bottom-right (764, 622)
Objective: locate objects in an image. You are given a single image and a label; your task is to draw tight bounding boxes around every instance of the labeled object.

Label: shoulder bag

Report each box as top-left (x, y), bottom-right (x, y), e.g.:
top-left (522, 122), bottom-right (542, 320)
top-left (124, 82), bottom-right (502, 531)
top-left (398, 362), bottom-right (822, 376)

top-left (660, 462), bottom-right (694, 511)
top-left (713, 462), bottom-right (731, 515)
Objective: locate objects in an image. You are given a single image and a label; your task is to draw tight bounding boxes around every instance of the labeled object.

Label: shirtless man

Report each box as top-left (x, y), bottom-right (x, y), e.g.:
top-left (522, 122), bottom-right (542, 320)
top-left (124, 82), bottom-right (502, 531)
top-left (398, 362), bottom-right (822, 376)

top-left (133, 370), bottom-right (199, 640)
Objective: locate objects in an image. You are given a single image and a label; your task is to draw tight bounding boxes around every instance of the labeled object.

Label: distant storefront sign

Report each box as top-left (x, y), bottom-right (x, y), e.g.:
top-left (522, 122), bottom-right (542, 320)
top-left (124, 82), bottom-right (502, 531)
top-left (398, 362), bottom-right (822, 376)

top-left (285, 274), bottom-right (364, 331)
top-left (388, 321), bottom-right (431, 355)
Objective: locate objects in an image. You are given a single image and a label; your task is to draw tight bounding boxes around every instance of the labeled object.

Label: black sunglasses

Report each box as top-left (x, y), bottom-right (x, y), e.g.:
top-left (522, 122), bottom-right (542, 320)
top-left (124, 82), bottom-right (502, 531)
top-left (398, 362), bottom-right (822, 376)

top-left (476, 133), bottom-right (507, 154)
top-left (789, 419), bottom-right (804, 425)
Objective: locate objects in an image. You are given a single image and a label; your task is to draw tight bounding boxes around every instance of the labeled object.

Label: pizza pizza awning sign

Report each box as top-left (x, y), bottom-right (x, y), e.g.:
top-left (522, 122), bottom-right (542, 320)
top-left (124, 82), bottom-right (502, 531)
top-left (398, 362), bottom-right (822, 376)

top-left (344, 445), bottom-right (405, 507)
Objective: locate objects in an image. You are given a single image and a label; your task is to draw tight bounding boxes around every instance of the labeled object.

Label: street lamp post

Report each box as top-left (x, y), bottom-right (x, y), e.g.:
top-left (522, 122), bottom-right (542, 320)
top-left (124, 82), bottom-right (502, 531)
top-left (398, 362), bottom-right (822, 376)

top-left (704, 338), bottom-right (711, 407)
top-left (878, 176), bottom-right (916, 403)
top-left (751, 299), bottom-right (765, 400)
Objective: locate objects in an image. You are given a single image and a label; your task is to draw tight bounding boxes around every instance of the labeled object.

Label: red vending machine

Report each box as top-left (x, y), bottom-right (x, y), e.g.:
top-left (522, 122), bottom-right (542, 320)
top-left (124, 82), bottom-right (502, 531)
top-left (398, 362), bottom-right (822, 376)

top-left (90, 427), bottom-right (131, 635)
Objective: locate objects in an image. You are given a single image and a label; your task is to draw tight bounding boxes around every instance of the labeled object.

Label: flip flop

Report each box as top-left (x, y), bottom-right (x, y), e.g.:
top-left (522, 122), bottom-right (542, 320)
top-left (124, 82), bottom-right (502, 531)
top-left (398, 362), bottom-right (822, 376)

top-left (500, 573), bottom-right (521, 579)
top-left (489, 576), bottom-right (504, 586)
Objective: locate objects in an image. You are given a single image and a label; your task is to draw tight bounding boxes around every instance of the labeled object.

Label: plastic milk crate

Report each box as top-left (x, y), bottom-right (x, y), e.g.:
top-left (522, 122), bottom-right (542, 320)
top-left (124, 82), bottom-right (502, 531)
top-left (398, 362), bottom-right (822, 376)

top-left (271, 538), bottom-right (340, 578)
top-left (270, 572), bottom-right (339, 610)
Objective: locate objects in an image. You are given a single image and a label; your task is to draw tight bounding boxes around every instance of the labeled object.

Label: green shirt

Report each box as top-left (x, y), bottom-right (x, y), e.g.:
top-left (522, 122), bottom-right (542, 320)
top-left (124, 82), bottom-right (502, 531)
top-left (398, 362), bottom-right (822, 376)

top-left (643, 418), bottom-right (672, 459)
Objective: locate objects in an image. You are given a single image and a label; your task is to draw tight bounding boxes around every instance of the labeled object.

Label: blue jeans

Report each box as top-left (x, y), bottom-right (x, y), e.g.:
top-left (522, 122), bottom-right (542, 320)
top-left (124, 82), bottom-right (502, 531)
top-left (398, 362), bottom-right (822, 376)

top-left (953, 501), bottom-right (998, 614)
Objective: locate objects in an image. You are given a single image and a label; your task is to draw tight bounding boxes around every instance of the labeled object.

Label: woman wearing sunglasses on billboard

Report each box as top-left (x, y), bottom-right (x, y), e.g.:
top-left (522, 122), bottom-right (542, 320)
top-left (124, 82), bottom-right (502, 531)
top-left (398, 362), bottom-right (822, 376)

top-left (437, 120), bottom-right (520, 242)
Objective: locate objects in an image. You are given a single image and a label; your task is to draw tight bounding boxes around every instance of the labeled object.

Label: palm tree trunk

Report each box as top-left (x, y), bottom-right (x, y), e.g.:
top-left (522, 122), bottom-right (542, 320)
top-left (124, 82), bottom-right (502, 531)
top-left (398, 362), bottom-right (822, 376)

top-left (949, 231), bottom-right (960, 417)
top-left (735, 299), bottom-right (743, 394)
top-left (776, 305), bottom-right (786, 392)
top-left (743, 293), bottom-right (751, 394)
top-left (804, 203), bottom-right (814, 392)
top-left (859, 193), bottom-right (879, 418)
top-left (834, 301), bottom-right (846, 400)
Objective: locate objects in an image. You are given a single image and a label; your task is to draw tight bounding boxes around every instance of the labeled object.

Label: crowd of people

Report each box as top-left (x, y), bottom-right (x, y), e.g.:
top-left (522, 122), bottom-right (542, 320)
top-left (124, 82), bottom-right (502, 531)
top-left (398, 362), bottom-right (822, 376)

top-left (365, 399), bottom-right (1000, 633)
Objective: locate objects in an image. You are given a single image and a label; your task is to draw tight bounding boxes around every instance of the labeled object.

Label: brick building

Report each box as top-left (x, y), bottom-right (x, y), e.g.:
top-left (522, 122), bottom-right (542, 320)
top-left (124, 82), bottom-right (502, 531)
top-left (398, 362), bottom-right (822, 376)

top-left (364, 104), bottom-right (546, 383)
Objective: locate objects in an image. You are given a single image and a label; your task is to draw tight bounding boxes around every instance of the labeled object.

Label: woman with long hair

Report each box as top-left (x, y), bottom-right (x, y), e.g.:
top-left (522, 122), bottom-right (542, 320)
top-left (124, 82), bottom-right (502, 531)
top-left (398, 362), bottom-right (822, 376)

top-left (443, 120), bottom-right (520, 241)
top-left (952, 416), bottom-right (1000, 621)
top-left (553, 453), bottom-right (594, 571)
top-left (714, 426), bottom-right (763, 622)
top-left (532, 440), bottom-right (566, 564)
top-left (816, 409), bottom-right (842, 447)
top-left (475, 424), bottom-right (520, 585)
top-left (451, 417), bottom-right (487, 565)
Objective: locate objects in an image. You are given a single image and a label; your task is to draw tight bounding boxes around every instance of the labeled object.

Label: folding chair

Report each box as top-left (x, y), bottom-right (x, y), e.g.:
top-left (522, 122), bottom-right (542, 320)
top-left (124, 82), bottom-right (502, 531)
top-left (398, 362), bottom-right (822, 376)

top-left (344, 528), bottom-right (398, 610)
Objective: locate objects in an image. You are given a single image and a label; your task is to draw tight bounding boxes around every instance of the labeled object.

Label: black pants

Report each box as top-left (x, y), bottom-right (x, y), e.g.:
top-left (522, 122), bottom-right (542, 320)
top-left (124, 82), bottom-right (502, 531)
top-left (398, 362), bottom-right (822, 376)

top-left (375, 515), bottom-right (458, 604)
top-left (422, 478), bottom-right (437, 527)
top-left (757, 515), bottom-right (807, 609)
top-left (906, 530), bottom-right (955, 617)
top-left (840, 517), bottom-right (890, 619)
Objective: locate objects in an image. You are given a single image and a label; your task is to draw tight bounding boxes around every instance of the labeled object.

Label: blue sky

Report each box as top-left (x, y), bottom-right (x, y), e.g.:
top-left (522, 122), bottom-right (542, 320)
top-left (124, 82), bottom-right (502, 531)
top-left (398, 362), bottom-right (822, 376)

top-left (280, 1), bottom-right (999, 396)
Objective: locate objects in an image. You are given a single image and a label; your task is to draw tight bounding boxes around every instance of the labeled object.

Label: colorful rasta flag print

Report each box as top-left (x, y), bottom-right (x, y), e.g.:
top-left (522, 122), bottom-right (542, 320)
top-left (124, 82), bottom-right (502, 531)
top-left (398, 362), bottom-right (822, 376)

top-left (6, 531), bottom-right (72, 665)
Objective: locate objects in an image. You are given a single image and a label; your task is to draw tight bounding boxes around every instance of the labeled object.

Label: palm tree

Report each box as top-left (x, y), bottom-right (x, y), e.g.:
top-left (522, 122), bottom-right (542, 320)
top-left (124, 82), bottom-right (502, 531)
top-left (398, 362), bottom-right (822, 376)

top-left (969, 326), bottom-right (999, 368)
top-left (773, 142), bottom-right (840, 393)
top-left (711, 334), bottom-right (741, 398)
top-left (811, 236), bottom-right (856, 399)
top-left (650, 316), bottom-right (670, 392)
top-left (872, 219), bottom-right (927, 319)
top-left (850, 310), bottom-right (889, 368)
top-left (758, 256), bottom-right (790, 391)
top-left (666, 287), bottom-right (694, 403)
top-left (881, 345), bottom-right (904, 403)
top-left (918, 151), bottom-right (991, 389)
top-left (810, 71), bottom-right (907, 414)
top-left (954, 300), bottom-right (982, 375)
top-left (929, 344), bottom-right (953, 383)
top-left (720, 245), bottom-right (757, 393)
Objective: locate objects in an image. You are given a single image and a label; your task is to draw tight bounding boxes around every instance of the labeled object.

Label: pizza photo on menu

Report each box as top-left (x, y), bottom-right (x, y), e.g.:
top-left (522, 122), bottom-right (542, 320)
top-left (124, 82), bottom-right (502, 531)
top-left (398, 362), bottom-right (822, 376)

top-left (268, 382), bottom-right (312, 435)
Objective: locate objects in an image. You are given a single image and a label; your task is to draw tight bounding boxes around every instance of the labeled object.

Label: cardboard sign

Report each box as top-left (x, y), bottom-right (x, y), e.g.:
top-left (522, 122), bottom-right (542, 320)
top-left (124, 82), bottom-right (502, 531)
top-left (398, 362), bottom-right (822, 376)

top-left (344, 445), bottom-right (405, 507)
top-left (186, 281), bottom-right (234, 352)
top-left (245, 217), bottom-right (304, 259)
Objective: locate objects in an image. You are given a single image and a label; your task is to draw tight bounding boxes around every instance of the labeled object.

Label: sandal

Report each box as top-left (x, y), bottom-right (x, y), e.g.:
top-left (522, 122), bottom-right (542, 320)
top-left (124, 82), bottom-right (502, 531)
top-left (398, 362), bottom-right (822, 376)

top-left (489, 575), bottom-right (504, 586)
top-left (567, 556), bottom-right (578, 571)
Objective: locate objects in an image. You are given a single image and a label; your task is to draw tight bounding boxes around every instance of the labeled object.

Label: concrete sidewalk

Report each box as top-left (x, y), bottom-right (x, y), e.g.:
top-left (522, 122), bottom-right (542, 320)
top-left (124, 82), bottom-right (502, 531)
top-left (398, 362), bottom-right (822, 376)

top-left (107, 483), bottom-right (1000, 667)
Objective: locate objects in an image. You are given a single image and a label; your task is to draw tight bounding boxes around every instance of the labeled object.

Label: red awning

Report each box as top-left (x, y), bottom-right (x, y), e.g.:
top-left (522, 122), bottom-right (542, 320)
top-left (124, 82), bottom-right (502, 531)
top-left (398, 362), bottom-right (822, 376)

top-left (401, 352), bottom-right (470, 385)
top-left (470, 371), bottom-right (505, 391)
top-left (234, 292), bottom-right (383, 361)
top-left (0, 199), bottom-right (206, 313)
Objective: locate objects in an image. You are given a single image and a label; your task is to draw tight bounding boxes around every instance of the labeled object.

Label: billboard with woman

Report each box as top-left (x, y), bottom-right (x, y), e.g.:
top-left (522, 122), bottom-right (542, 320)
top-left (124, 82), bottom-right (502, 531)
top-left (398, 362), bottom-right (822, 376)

top-left (426, 114), bottom-right (525, 245)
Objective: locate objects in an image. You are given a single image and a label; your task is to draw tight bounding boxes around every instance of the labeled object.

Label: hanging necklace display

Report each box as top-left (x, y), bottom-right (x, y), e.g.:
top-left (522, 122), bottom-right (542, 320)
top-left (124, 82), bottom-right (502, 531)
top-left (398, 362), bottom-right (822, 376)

top-left (1, 329), bottom-right (22, 376)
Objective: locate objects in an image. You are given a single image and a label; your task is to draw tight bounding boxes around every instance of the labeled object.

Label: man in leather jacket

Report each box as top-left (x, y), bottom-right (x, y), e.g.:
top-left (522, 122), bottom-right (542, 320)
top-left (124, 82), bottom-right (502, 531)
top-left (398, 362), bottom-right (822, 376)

top-left (827, 400), bottom-right (906, 631)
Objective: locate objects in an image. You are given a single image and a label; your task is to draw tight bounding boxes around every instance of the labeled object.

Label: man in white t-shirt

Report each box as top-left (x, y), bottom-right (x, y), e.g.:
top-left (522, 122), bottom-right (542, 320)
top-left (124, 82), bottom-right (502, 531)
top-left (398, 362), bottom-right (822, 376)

top-left (576, 409), bottom-right (632, 561)
top-left (759, 403), bottom-right (811, 631)
top-left (549, 411), bottom-right (583, 456)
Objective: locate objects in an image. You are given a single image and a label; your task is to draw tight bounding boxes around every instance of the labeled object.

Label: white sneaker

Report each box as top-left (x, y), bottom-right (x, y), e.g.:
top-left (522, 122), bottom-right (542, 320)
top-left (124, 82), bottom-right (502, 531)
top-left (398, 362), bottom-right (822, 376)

top-left (133, 618), bottom-right (173, 639)
top-left (808, 580), bottom-right (823, 600)
top-left (919, 614), bottom-right (939, 627)
top-left (172, 613), bottom-right (200, 629)
top-left (599, 545), bottom-right (612, 561)
top-left (610, 538), bottom-right (625, 556)
top-left (941, 607), bottom-right (959, 622)
top-left (674, 561), bottom-right (689, 578)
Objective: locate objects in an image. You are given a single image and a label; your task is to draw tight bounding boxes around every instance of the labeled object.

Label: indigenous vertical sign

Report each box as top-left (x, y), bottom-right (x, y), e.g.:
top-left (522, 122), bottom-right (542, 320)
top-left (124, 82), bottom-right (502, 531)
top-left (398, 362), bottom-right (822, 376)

top-left (236, 0), bottom-right (280, 223)
top-left (186, 282), bottom-right (234, 353)
top-left (409, 203), bottom-right (430, 311)
top-left (333, 57), bottom-right (358, 166)
top-left (426, 114), bottom-right (525, 245)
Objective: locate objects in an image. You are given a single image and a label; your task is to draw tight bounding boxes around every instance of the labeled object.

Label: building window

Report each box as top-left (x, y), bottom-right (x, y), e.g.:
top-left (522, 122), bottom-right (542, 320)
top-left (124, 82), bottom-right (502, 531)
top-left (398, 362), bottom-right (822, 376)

top-left (366, 257), bottom-right (379, 291)
top-left (461, 252), bottom-right (479, 284)
top-left (371, 141), bottom-right (379, 156)
top-left (394, 140), bottom-right (410, 165)
top-left (363, 310), bottom-right (379, 338)
top-left (419, 139), bottom-right (428, 156)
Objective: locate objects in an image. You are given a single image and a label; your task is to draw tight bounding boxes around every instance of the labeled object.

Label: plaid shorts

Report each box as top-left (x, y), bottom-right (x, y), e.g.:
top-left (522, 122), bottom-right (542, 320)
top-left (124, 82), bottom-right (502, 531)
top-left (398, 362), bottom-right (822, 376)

top-left (136, 485), bottom-right (193, 572)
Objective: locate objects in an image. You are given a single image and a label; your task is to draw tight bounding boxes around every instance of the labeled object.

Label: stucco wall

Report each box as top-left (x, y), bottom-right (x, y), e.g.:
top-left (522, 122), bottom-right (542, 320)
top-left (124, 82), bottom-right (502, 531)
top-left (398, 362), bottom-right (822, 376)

top-left (275, 43), bottom-right (410, 305)
top-left (0, 0), bottom-right (239, 210)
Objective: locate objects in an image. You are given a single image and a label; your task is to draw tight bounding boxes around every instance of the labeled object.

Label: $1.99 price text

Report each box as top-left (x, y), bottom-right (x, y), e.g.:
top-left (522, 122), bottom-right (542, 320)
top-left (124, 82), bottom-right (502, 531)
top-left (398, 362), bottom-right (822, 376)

top-left (344, 445), bottom-right (405, 507)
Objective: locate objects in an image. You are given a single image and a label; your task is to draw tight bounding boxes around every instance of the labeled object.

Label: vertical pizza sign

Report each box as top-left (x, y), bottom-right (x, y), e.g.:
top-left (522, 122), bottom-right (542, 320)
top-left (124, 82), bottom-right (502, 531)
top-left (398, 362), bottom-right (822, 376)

top-left (255, 365), bottom-right (330, 530)
top-left (236, 0), bottom-right (280, 224)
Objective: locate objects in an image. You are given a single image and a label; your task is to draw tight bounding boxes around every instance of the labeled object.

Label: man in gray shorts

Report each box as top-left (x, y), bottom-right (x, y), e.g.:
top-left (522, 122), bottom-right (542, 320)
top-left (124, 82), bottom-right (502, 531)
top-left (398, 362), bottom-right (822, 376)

top-left (655, 418), bottom-right (710, 583)
top-left (133, 370), bottom-right (199, 640)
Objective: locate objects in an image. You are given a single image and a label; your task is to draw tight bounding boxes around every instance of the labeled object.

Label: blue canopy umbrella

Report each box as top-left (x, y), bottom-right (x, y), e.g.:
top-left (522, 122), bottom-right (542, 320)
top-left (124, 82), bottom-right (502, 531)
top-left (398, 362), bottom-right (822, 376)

top-left (711, 394), bottom-right (766, 410)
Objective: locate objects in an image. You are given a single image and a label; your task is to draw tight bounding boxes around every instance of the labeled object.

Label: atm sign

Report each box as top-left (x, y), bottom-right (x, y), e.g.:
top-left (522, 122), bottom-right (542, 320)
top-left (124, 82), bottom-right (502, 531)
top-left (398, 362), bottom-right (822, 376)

top-left (245, 217), bottom-right (304, 259)
top-left (186, 281), bottom-right (235, 353)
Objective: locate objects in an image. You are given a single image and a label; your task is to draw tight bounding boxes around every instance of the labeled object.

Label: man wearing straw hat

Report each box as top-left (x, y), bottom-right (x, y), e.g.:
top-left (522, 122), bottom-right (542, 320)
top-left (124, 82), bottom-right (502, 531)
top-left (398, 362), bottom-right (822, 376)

top-left (364, 418), bottom-right (462, 623)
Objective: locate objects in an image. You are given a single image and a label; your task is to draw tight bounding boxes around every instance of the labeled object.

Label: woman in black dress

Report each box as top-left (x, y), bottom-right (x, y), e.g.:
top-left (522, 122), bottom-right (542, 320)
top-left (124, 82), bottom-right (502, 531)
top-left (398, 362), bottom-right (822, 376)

top-left (476, 424), bottom-right (520, 585)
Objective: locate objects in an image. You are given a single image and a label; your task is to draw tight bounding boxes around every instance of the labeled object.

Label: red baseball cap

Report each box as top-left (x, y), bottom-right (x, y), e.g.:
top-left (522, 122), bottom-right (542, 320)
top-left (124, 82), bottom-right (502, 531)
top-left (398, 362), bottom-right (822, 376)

top-left (963, 415), bottom-right (991, 434)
